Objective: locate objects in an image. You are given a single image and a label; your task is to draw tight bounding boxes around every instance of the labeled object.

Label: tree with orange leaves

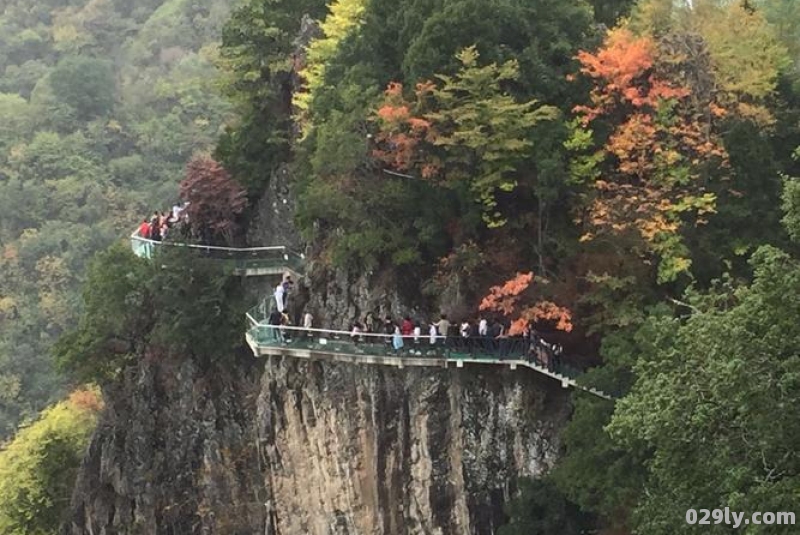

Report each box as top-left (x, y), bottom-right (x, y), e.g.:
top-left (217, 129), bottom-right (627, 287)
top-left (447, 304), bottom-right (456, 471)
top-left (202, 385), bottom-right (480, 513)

top-left (374, 47), bottom-right (558, 227)
top-left (568, 28), bottom-right (728, 282)
top-left (480, 272), bottom-right (573, 335)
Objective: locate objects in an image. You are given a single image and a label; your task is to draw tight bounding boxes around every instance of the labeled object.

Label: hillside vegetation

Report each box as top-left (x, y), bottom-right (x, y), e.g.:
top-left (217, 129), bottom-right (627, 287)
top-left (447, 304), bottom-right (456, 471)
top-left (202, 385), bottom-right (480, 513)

top-left (3, 0), bottom-right (800, 533)
top-left (215, 0), bottom-right (800, 532)
top-left (0, 0), bottom-right (235, 438)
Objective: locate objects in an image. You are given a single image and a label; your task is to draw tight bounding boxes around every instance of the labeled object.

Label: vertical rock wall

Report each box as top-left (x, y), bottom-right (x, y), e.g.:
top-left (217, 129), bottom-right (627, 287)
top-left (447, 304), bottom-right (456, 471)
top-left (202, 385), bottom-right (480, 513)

top-left (65, 354), bottom-right (570, 535)
top-left (258, 357), bottom-right (570, 535)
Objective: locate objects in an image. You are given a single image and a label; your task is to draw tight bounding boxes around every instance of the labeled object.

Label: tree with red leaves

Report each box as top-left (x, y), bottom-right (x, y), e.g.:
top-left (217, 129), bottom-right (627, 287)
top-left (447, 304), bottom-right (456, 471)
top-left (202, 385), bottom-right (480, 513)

top-left (179, 155), bottom-right (247, 246)
top-left (480, 272), bottom-right (573, 335)
top-left (374, 47), bottom-right (558, 227)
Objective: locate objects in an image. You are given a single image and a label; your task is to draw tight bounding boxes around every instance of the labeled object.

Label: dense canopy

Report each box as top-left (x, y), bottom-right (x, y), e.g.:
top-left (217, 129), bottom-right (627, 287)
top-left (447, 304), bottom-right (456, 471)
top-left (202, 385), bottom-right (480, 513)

top-left (1, 0), bottom-right (799, 533)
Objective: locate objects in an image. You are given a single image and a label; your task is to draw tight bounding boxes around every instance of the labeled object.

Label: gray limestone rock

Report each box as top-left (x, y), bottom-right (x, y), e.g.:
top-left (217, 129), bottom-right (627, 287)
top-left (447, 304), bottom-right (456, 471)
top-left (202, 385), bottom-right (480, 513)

top-left (64, 354), bottom-right (570, 535)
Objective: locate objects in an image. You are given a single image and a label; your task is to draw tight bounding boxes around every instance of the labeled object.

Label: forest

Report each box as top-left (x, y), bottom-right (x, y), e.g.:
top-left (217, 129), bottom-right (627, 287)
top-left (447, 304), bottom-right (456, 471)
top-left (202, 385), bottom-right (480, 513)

top-left (1, 0), bottom-right (800, 533)
top-left (0, 0), bottom-right (233, 438)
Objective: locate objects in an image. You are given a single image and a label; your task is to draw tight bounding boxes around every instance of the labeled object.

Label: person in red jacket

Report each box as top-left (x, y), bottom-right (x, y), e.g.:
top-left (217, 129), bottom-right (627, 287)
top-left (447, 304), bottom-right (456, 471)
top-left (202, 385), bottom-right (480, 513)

top-left (138, 218), bottom-right (151, 239)
top-left (401, 316), bottom-right (414, 336)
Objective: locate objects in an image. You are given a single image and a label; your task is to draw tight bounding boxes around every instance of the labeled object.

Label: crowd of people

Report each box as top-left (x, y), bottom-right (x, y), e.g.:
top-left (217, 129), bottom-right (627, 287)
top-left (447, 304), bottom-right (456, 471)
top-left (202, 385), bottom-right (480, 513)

top-left (136, 202), bottom-right (191, 242)
top-left (262, 274), bottom-right (566, 373)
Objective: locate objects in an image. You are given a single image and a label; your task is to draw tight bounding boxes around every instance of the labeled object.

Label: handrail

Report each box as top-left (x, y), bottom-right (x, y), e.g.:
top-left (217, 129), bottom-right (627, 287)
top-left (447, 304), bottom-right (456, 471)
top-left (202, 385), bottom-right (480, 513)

top-left (130, 230), bottom-right (305, 257)
top-left (246, 299), bottom-right (614, 400)
top-left (247, 322), bottom-right (523, 344)
top-left (246, 323), bottom-right (612, 399)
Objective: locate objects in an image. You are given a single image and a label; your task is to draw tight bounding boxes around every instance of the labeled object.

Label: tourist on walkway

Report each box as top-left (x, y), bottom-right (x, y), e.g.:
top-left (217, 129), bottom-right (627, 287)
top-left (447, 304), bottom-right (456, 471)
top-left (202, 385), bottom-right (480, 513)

top-left (280, 309), bottom-right (291, 342)
top-left (552, 343), bottom-right (563, 372)
top-left (392, 325), bottom-right (404, 352)
top-left (478, 316), bottom-right (488, 337)
top-left (150, 212), bottom-right (161, 241)
top-left (459, 320), bottom-right (471, 353)
top-left (138, 218), bottom-right (151, 239)
top-left (434, 314), bottom-right (450, 338)
top-left (401, 316), bottom-right (413, 336)
top-left (267, 308), bottom-right (283, 342)
top-left (413, 322), bottom-right (421, 355)
top-left (364, 311), bottom-right (376, 333)
top-left (274, 281), bottom-right (286, 313)
top-left (303, 311), bottom-right (313, 339)
top-left (352, 322), bottom-right (364, 345)
top-left (383, 316), bottom-right (394, 346)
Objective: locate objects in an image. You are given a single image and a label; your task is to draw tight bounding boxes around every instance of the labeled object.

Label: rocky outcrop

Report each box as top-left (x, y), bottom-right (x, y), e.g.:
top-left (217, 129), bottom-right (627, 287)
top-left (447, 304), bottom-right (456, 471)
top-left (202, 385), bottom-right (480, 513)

top-left (65, 353), bottom-right (570, 535)
top-left (258, 357), bottom-right (569, 535)
top-left (65, 354), bottom-right (267, 535)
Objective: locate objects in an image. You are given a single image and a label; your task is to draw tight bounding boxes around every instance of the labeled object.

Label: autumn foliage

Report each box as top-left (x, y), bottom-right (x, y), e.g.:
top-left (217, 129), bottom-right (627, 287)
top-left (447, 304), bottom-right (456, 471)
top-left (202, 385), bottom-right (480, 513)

top-left (373, 48), bottom-right (557, 226)
top-left (68, 387), bottom-right (104, 413)
top-left (571, 28), bottom-right (728, 281)
top-left (180, 155), bottom-right (247, 246)
top-left (374, 81), bottom-right (438, 177)
top-left (480, 272), bottom-right (573, 335)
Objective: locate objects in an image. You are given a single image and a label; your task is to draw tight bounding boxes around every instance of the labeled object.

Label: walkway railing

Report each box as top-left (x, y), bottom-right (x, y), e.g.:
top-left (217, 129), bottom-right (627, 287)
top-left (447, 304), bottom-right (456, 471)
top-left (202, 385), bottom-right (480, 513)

top-left (246, 304), bottom-right (612, 400)
top-left (128, 224), bottom-right (610, 399)
top-left (130, 230), bottom-right (305, 276)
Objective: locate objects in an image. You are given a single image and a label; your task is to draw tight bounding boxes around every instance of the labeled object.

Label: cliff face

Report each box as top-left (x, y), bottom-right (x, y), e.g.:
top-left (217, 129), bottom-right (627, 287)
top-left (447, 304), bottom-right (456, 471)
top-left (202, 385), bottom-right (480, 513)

top-left (66, 354), bottom-right (570, 535)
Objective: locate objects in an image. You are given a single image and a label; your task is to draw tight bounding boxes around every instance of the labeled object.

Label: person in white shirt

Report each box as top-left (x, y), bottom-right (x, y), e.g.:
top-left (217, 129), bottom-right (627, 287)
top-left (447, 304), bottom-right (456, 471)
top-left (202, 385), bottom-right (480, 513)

top-left (351, 322), bottom-right (363, 345)
top-left (460, 321), bottom-right (470, 337)
top-left (303, 312), bottom-right (313, 329)
top-left (478, 317), bottom-right (488, 336)
top-left (274, 283), bottom-right (285, 313)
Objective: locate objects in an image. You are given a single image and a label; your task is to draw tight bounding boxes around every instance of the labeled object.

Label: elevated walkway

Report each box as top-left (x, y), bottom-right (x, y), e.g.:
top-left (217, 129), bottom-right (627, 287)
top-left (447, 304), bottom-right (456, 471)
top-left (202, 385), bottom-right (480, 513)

top-left (130, 230), bottom-right (304, 279)
top-left (246, 306), bottom-right (613, 400)
top-left (128, 225), bottom-right (612, 400)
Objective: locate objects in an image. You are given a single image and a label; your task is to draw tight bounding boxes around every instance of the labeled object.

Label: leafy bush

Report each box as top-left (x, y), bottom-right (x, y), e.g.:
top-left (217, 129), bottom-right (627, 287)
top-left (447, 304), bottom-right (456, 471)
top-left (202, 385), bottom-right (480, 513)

top-left (0, 389), bottom-right (101, 535)
top-left (49, 56), bottom-right (115, 119)
top-left (55, 243), bottom-right (244, 383)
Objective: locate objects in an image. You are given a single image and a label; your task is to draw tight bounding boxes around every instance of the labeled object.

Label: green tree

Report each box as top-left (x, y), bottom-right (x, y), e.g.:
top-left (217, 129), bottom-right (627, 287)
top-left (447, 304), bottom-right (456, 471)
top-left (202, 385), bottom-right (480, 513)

top-left (294, 0), bottom-right (368, 128)
top-left (216, 0), bottom-right (328, 192)
top-left (55, 244), bottom-right (244, 383)
top-left (53, 245), bottom-right (152, 383)
top-left (376, 46), bottom-right (559, 226)
top-left (49, 56), bottom-right (115, 119)
top-left (607, 246), bottom-right (800, 534)
top-left (782, 150), bottom-right (800, 242)
top-left (0, 389), bottom-right (100, 535)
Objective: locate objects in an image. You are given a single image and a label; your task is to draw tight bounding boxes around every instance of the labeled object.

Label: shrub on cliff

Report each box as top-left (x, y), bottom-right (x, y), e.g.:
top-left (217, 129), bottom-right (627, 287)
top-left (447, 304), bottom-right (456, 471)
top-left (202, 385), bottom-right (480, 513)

top-left (55, 243), bottom-right (244, 383)
top-left (498, 477), bottom-right (592, 535)
top-left (0, 389), bottom-right (101, 535)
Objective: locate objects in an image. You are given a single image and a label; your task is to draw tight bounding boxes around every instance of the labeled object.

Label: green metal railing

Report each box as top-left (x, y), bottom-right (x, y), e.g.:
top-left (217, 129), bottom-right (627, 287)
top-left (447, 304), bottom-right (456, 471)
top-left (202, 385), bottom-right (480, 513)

top-left (248, 304), bottom-right (576, 371)
top-left (245, 301), bottom-right (614, 399)
top-left (130, 231), bottom-right (305, 275)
